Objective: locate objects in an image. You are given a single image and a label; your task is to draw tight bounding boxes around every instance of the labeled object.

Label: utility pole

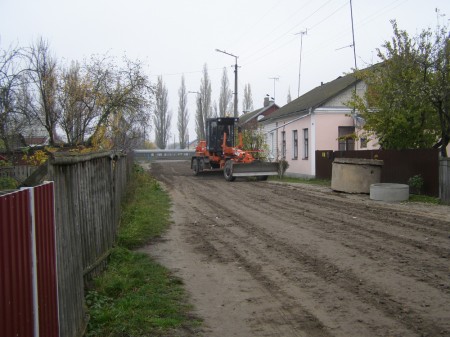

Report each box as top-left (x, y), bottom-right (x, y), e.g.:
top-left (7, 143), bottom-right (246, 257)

top-left (349, 0), bottom-right (357, 70)
top-left (216, 49), bottom-right (239, 117)
top-left (268, 77), bottom-right (279, 101)
top-left (295, 29), bottom-right (307, 97)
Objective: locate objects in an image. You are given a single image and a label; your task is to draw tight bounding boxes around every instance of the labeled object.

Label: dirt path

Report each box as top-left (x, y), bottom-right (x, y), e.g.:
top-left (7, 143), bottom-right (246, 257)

top-left (140, 160), bottom-right (450, 337)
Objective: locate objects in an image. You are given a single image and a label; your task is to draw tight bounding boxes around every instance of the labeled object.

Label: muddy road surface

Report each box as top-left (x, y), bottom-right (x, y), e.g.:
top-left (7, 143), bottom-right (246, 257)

top-left (140, 160), bottom-right (450, 337)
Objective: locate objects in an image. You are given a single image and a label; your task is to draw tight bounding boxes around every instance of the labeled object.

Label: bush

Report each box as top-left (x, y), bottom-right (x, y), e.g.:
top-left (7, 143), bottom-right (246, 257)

top-left (408, 174), bottom-right (424, 195)
top-left (278, 159), bottom-right (289, 178)
top-left (0, 177), bottom-right (18, 190)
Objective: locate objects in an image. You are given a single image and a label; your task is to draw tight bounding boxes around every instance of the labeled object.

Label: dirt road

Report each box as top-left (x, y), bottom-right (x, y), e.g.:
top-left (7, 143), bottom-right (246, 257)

top-left (141, 160), bottom-right (450, 337)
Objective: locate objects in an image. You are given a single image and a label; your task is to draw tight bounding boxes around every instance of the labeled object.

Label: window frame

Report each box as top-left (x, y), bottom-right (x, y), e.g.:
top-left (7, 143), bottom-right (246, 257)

top-left (303, 128), bottom-right (309, 159)
top-left (292, 130), bottom-right (298, 160)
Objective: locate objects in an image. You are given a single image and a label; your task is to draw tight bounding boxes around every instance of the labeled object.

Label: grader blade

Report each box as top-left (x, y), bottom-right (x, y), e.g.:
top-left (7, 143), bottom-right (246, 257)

top-left (231, 161), bottom-right (279, 177)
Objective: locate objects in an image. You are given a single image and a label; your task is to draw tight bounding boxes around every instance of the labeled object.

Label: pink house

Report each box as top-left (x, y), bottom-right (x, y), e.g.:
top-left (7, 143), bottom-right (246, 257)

top-left (261, 73), bottom-right (378, 178)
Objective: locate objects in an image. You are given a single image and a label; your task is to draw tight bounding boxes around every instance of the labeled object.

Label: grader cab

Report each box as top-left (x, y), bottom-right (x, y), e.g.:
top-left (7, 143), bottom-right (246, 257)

top-left (191, 117), bottom-right (279, 181)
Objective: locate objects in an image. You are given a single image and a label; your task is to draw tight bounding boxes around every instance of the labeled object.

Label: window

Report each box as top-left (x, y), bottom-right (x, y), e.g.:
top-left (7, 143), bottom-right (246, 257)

top-left (281, 131), bottom-right (286, 159)
top-left (338, 126), bottom-right (355, 151)
top-left (303, 128), bottom-right (309, 159)
top-left (360, 137), bottom-right (367, 149)
top-left (292, 130), bottom-right (298, 159)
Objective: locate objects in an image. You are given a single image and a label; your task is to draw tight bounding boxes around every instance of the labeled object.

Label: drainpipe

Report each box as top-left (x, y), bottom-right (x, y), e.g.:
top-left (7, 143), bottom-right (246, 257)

top-left (310, 108), bottom-right (316, 176)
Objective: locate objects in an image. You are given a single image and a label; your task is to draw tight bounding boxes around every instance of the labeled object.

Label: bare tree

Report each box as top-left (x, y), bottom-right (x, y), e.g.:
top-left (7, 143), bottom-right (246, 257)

top-left (287, 87), bottom-right (292, 103)
top-left (85, 55), bottom-right (152, 149)
top-left (242, 83), bottom-right (254, 112)
top-left (27, 38), bottom-right (59, 145)
top-left (195, 93), bottom-right (204, 141)
top-left (0, 44), bottom-right (28, 150)
top-left (58, 61), bottom-right (90, 145)
top-left (212, 101), bottom-right (218, 118)
top-left (177, 75), bottom-right (188, 149)
top-left (196, 63), bottom-right (212, 140)
top-left (219, 67), bottom-right (232, 116)
top-left (153, 75), bottom-right (171, 149)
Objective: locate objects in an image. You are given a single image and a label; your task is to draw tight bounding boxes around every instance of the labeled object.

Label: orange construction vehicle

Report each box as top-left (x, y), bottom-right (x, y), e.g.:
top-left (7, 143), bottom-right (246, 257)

top-left (191, 117), bottom-right (279, 181)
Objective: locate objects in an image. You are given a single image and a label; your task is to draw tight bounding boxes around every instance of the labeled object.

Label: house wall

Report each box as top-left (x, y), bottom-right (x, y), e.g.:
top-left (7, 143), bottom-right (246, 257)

top-left (281, 115), bottom-right (313, 177)
top-left (262, 83), bottom-right (378, 178)
top-left (314, 111), bottom-right (354, 150)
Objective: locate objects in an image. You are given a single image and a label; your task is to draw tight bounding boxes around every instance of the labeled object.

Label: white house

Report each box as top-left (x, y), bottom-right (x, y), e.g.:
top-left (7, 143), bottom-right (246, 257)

top-left (260, 73), bottom-right (378, 178)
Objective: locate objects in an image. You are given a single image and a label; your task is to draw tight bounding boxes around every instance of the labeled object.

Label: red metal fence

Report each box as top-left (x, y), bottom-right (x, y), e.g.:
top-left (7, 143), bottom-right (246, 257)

top-left (0, 182), bottom-right (59, 337)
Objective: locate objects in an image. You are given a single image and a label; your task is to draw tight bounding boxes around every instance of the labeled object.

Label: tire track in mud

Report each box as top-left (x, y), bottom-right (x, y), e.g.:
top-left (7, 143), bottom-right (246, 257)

top-left (148, 162), bottom-right (450, 337)
top-left (172, 176), bottom-right (329, 336)
top-left (263, 182), bottom-right (450, 234)
top-left (191, 191), bottom-right (449, 337)
top-left (236, 182), bottom-right (450, 287)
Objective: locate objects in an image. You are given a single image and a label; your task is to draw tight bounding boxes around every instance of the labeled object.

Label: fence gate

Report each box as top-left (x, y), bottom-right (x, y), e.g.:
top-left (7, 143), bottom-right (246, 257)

top-left (1, 182), bottom-right (59, 337)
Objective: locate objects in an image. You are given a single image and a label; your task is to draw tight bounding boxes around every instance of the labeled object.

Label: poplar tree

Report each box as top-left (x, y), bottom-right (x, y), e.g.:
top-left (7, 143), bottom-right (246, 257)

top-left (153, 76), bottom-right (171, 149)
top-left (219, 67), bottom-right (232, 116)
top-left (177, 75), bottom-right (188, 149)
top-left (196, 63), bottom-right (211, 140)
top-left (242, 83), bottom-right (253, 112)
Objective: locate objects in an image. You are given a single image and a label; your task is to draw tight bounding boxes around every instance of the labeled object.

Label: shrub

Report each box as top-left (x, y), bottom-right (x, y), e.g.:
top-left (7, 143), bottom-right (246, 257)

top-left (408, 174), bottom-right (424, 195)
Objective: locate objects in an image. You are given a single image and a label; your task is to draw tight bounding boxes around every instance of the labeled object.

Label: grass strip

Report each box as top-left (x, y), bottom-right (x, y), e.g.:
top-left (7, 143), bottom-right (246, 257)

top-left (117, 165), bottom-right (171, 249)
top-left (86, 165), bottom-right (201, 337)
top-left (270, 176), bottom-right (441, 204)
top-left (269, 175), bottom-right (331, 186)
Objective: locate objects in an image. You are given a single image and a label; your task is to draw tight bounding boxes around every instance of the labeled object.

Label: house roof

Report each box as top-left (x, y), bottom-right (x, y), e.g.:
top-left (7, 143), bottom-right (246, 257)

top-left (261, 73), bottom-right (359, 122)
top-left (239, 101), bottom-right (279, 125)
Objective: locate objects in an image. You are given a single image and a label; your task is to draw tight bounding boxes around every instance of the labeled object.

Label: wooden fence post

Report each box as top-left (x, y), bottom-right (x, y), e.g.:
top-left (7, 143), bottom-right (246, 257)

top-left (440, 157), bottom-right (450, 205)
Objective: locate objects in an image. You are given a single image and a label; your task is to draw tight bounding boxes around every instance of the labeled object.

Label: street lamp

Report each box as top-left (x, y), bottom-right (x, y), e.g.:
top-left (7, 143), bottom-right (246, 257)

top-left (215, 48), bottom-right (239, 117)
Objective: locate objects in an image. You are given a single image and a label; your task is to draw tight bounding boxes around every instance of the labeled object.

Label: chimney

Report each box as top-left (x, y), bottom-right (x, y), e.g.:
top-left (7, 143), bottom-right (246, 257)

top-left (264, 95), bottom-right (270, 107)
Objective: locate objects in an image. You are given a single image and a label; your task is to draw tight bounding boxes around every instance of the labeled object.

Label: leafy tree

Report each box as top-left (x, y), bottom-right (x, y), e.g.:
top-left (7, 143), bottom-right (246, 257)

top-left (241, 125), bottom-right (268, 160)
top-left (177, 75), bottom-right (188, 149)
top-left (426, 20), bottom-right (450, 156)
top-left (242, 83), bottom-right (253, 112)
top-left (153, 76), bottom-right (171, 149)
top-left (350, 20), bottom-right (446, 152)
top-left (219, 67), bottom-right (232, 116)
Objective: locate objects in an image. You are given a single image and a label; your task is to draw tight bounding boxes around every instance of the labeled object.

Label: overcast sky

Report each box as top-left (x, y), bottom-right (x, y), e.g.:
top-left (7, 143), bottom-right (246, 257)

top-left (1, 0), bottom-right (449, 143)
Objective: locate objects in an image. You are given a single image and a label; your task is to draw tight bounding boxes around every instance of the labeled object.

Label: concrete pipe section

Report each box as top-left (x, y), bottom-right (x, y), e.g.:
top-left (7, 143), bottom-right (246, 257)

top-left (370, 183), bottom-right (410, 202)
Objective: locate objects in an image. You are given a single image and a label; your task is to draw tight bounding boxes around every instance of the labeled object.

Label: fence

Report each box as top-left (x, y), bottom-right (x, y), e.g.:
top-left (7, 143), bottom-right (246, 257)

top-left (315, 149), bottom-right (440, 196)
top-left (1, 182), bottom-right (59, 337)
top-left (0, 165), bottom-right (37, 182)
top-left (48, 151), bottom-right (132, 337)
top-left (1, 151), bottom-right (132, 337)
top-left (134, 149), bottom-right (194, 161)
top-left (440, 158), bottom-right (450, 204)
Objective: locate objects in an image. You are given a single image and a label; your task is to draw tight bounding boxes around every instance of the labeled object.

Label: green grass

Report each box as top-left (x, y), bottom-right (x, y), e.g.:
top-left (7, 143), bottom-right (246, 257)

top-left (408, 194), bottom-right (441, 204)
top-left (269, 176), bottom-right (443, 204)
top-left (117, 166), bottom-right (171, 249)
top-left (86, 165), bottom-right (201, 337)
top-left (269, 175), bottom-right (331, 186)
